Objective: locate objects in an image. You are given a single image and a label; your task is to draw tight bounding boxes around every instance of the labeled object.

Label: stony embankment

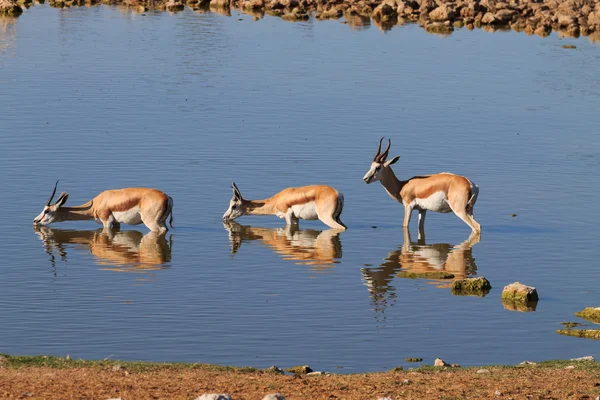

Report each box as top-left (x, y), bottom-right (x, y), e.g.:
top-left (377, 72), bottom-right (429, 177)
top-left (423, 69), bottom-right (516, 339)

top-left (3, 0), bottom-right (600, 41)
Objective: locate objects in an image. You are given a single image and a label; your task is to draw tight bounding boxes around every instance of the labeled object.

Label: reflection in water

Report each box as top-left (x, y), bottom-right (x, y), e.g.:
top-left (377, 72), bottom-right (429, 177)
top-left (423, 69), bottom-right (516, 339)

top-left (345, 14), bottom-right (371, 30)
top-left (224, 222), bottom-right (342, 271)
top-left (34, 226), bottom-right (172, 273)
top-left (362, 229), bottom-right (479, 316)
top-left (0, 16), bottom-right (17, 56)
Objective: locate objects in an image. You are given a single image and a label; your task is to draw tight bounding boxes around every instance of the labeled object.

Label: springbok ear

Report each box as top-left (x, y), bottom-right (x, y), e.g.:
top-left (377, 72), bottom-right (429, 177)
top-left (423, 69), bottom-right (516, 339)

top-left (384, 156), bottom-right (400, 167)
top-left (231, 182), bottom-right (243, 200)
top-left (54, 192), bottom-right (69, 208)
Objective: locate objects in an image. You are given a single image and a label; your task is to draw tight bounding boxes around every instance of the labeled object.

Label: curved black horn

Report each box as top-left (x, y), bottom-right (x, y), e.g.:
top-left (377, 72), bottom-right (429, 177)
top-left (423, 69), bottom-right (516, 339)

top-left (373, 137), bottom-right (384, 161)
top-left (378, 139), bottom-right (391, 162)
top-left (46, 180), bottom-right (59, 206)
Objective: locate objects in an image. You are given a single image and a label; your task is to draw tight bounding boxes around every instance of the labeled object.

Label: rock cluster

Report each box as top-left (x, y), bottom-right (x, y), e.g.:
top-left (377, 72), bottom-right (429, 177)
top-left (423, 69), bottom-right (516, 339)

top-left (10, 0), bottom-right (600, 39)
top-left (0, 0), bottom-right (22, 15)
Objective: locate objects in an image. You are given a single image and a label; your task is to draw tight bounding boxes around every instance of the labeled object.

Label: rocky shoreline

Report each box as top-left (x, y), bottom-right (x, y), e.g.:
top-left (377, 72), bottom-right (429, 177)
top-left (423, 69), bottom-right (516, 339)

top-left (2, 0), bottom-right (600, 41)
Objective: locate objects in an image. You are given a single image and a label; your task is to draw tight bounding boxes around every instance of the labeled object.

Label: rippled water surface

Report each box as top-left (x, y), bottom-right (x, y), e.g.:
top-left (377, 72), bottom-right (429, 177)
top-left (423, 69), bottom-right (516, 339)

top-left (1, 5), bottom-right (599, 372)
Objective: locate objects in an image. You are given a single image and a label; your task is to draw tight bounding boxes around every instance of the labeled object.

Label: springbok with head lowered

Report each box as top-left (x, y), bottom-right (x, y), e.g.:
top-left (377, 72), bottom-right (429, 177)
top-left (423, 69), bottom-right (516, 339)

top-left (362, 138), bottom-right (480, 234)
top-left (222, 182), bottom-right (347, 230)
top-left (33, 181), bottom-right (174, 234)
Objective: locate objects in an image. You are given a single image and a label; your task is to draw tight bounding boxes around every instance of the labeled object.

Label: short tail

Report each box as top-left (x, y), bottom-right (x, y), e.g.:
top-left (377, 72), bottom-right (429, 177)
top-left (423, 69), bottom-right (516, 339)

top-left (335, 192), bottom-right (347, 229)
top-left (168, 196), bottom-right (174, 228)
top-left (466, 182), bottom-right (479, 214)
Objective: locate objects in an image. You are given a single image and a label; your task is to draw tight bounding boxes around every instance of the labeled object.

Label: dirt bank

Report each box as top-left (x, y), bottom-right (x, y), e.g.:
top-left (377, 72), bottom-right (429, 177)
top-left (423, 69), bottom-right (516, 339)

top-left (1, 355), bottom-right (600, 399)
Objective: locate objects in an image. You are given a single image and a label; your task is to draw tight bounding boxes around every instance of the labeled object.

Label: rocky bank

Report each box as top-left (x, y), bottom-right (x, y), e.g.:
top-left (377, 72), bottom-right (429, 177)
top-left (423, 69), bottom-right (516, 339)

top-left (4, 0), bottom-right (600, 41)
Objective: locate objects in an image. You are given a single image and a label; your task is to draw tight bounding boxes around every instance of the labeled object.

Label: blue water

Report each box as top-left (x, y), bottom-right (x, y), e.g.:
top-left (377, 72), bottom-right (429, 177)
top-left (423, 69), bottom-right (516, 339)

top-left (0, 4), bottom-right (599, 372)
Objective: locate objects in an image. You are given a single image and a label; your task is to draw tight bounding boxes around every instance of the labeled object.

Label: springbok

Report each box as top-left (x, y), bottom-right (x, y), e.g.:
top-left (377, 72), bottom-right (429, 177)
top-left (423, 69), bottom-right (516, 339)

top-left (362, 138), bottom-right (480, 234)
top-left (33, 181), bottom-right (174, 233)
top-left (223, 221), bottom-right (342, 269)
top-left (222, 182), bottom-right (347, 230)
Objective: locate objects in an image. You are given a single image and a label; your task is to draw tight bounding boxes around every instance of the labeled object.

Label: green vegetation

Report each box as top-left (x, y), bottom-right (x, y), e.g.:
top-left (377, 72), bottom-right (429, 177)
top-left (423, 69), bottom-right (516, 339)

top-left (0, 354), bottom-right (258, 373)
top-left (450, 277), bottom-right (491, 297)
top-left (2, 354), bottom-right (599, 376)
top-left (390, 366), bottom-right (404, 372)
top-left (575, 307), bottom-right (600, 323)
top-left (396, 271), bottom-right (455, 279)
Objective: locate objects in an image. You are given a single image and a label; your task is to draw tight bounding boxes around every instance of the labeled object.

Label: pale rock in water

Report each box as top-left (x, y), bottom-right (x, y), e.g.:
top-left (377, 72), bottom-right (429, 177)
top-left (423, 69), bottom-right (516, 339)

top-left (501, 282), bottom-right (539, 302)
top-left (194, 395), bottom-right (233, 400)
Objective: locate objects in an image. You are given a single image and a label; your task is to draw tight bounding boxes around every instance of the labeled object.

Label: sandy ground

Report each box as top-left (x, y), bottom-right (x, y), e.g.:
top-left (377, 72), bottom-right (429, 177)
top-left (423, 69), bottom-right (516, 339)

top-left (1, 365), bottom-right (600, 399)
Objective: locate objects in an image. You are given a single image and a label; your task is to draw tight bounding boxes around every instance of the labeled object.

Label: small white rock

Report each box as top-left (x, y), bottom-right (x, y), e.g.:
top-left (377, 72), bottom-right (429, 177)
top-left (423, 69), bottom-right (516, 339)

top-left (402, 379), bottom-right (411, 384)
top-left (570, 356), bottom-right (595, 362)
top-left (494, 390), bottom-right (502, 396)
top-left (262, 394), bottom-right (285, 400)
top-left (194, 395), bottom-right (233, 400)
top-left (519, 361), bottom-right (537, 366)
top-left (565, 365), bottom-right (575, 370)
top-left (306, 371), bottom-right (326, 376)
top-left (476, 369), bottom-right (490, 374)
top-left (434, 358), bottom-right (450, 367)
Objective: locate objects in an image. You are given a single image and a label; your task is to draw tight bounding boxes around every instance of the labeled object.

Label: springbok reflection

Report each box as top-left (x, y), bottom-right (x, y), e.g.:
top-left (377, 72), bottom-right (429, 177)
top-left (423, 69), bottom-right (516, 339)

top-left (362, 229), bottom-right (479, 315)
top-left (34, 226), bottom-right (172, 273)
top-left (223, 222), bottom-right (342, 271)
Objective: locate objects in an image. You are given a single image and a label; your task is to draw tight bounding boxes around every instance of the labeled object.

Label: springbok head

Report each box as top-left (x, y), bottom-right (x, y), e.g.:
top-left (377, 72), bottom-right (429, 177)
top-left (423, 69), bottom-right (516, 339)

top-left (222, 182), bottom-right (248, 221)
top-left (362, 137), bottom-right (401, 184)
top-left (33, 181), bottom-right (69, 226)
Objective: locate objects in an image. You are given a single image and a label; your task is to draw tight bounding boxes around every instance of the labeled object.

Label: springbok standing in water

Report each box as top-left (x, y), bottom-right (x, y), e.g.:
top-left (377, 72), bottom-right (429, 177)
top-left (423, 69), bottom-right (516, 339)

top-left (222, 182), bottom-right (347, 230)
top-left (33, 181), bottom-right (174, 234)
top-left (362, 138), bottom-right (480, 234)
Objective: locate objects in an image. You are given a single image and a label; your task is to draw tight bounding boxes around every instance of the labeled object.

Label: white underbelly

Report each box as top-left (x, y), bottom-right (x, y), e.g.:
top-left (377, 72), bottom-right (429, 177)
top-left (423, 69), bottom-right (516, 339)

top-left (413, 191), bottom-right (452, 213)
top-left (291, 202), bottom-right (319, 220)
top-left (112, 206), bottom-right (143, 225)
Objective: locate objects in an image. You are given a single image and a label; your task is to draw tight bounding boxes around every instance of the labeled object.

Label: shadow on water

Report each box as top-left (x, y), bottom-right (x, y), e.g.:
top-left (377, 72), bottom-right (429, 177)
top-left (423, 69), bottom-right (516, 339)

top-left (223, 221), bottom-right (342, 271)
top-left (361, 229), bottom-right (479, 316)
top-left (34, 226), bottom-right (172, 273)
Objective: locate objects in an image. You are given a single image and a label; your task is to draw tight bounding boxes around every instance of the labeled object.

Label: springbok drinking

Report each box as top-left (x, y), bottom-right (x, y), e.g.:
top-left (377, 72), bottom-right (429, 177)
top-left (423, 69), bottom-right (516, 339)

top-left (33, 181), bottom-right (174, 233)
top-left (362, 138), bottom-right (480, 234)
top-left (222, 182), bottom-right (347, 230)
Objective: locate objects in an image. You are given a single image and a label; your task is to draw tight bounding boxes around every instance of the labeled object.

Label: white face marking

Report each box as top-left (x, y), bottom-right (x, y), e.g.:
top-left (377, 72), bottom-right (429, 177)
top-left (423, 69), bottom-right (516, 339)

top-left (363, 162), bottom-right (383, 184)
top-left (113, 206), bottom-right (143, 225)
top-left (33, 206), bottom-right (56, 226)
top-left (412, 191), bottom-right (452, 213)
top-left (223, 197), bottom-right (245, 221)
top-left (290, 202), bottom-right (318, 220)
